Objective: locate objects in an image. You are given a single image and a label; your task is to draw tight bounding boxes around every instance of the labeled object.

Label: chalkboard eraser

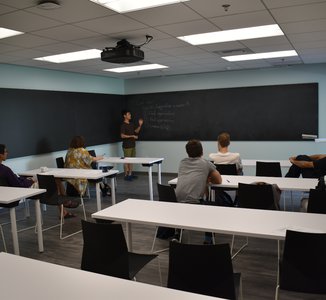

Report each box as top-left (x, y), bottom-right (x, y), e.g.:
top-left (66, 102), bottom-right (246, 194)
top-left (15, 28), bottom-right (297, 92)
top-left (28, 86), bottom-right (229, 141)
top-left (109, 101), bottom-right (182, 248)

top-left (120, 157), bottom-right (125, 159)
top-left (302, 134), bottom-right (317, 139)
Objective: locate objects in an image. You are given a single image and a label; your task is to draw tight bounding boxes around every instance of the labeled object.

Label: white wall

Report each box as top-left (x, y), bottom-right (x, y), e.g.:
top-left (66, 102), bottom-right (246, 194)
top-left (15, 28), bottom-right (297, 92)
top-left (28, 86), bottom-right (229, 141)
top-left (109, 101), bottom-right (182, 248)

top-left (2, 63), bottom-right (326, 174)
top-left (125, 64), bottom-right (326, 173)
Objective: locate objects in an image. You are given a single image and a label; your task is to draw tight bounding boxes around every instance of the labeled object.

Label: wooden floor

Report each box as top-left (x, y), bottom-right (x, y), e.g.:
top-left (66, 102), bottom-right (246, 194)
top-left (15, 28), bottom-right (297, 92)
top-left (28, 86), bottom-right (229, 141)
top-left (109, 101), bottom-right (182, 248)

top-left (0, 173), bottom-right (324, 300)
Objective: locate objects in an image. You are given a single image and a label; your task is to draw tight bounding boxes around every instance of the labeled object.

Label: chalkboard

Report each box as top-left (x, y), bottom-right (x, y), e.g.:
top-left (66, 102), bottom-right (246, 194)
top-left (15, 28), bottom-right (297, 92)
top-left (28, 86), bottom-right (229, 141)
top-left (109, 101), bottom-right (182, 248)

top-left (0, 88), bottom-right (125, 158)
top-left (126, 83), bottom-right (318, 141)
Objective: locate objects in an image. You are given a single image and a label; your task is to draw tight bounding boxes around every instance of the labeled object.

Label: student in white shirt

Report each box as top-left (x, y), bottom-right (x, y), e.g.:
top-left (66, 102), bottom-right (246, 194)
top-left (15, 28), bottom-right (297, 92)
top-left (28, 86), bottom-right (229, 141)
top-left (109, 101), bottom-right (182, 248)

top-left (209, 132), bottom-right (243, 175)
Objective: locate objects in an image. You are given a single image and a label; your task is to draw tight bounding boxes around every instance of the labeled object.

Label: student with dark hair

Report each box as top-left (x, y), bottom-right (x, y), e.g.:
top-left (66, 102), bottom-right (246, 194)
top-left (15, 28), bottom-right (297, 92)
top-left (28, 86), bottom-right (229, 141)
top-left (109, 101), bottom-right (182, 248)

top-left (64, 136), bottom-right (103, 196)
top-left (120, 110), bottom-right (143, 181)
top-left (209, 132), bottom-right (243, 175)
top-left (0, 144), bottom-right (35, 187)
top-left (286, 154), bottom-right (326, 178)
top-left (176, 140), bottom-right (222, 204)
top-left (175, 140), bottom-right (222, 244)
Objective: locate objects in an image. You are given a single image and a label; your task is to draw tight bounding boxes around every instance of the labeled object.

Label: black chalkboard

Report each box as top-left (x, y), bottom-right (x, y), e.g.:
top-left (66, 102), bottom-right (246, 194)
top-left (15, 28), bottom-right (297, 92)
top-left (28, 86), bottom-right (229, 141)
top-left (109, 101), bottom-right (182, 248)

top-left (126, 83), bottom-right (318, 141)
top-left (0, 88), bottom-right (125, 158)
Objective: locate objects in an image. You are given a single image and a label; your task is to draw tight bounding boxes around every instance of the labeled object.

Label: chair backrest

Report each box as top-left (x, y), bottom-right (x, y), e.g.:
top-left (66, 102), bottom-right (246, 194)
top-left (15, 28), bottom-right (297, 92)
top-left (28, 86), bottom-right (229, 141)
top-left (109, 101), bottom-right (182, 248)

top-left (167, 242), bottom-right (236, 299)
top-left (307, 189), bottom-right (326, 214)
top-left (37, 174), bottom-right (62, 205)
top-left (214, 163), bottom-right (238, 175)
top-left (56, 157), bottom-right (65, 168)
top-left (0, 175), bottom-right (9, 186)
top-left (81, 220), bottom-right (130, 279)
top-left (256, 161), bottom-right (282, 177)
top-left (238, 182), bottom-right (277, 210)
top-left (88, 149), bottom-right (97, 169)
top-left (157, 183), bottom-right (177, 202)
top-left (279, 230), bottom-right (326, 294)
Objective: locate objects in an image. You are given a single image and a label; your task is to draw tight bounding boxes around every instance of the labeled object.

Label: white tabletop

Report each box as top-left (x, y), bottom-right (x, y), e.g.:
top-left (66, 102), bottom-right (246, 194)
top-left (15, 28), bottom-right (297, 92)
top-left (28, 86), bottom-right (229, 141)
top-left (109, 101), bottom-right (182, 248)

top-left (0, 252), bottom-right (224, 300)
top-left (19, 168), bottom-right (118, 180)
top-left (0, 186), bottom-right (46, 204)
top-left (99, 157), bottom-right (164, 165)
top-left (168, 175), bottom-right (318, 192)
top-left (92, 199), bottom-right (326, 241)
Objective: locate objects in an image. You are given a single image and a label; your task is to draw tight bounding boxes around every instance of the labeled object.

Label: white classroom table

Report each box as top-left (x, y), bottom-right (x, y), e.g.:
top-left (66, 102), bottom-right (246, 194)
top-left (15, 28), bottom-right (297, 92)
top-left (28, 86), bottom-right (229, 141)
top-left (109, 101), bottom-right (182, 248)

top-left (19, 168), bottom-right (119, 210)
top-left (0, 186), bottom-right (45, 255)
top-left (0, 252), bottom-right (225, 300)
top-left (168, 175), bottom-right (318, 192)
top-left (92, 199), bottom-right (326, 257)
top-left (98, 157), bottom-right (164, 200)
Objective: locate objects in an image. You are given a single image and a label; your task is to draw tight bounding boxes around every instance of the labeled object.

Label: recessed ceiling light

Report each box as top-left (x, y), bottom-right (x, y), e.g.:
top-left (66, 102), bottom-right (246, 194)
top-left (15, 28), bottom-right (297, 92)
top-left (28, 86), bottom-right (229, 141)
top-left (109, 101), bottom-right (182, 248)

top-left (0, 27), bottom-right (24, 39)
top-left (222, 50), bottom-right (298, 62)
top-left (104, 64), bottom-right (168, 73)
top-left (34, 49), bottom-right (101, 63)
top-left (178, 24), bottom-right (284, 45)
top-left (89, 0), bottom-right (189, 13)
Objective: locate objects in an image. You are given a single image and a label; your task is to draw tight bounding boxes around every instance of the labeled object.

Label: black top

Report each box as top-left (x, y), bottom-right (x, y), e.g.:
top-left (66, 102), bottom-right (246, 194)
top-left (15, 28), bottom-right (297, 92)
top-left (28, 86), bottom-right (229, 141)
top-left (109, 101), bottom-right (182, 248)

top-left (314, 157), bottom-right (326, 176)
top-left (121, 122), bottom-right (136, 148)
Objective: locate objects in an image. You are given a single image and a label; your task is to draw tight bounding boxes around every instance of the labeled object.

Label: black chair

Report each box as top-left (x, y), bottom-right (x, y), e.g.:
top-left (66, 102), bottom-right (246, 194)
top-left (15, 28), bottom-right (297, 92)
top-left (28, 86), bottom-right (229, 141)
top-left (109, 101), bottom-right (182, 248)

top-left (256, 161), bottom-right (282, 177)
top-left (168, 242), bottom-right (242, 300)
top-left (231, 183), bottom-right (279, 258)
top-left (81, 220), bottom-right (160, 282)
top-left (238, 182), bottom-right (279, 210)
top-left (214, 163), bottom-right (238, 175)
top-left (307, 189), bottom-right (326, 213)
top-left (151, 183), bottom-right (178, 252)
top-left (55, 157), bottom-right (65, 168)
top-left (275, 230), bottom-right (326, 299)
top-left (37, 174), bottom-right (86, 239)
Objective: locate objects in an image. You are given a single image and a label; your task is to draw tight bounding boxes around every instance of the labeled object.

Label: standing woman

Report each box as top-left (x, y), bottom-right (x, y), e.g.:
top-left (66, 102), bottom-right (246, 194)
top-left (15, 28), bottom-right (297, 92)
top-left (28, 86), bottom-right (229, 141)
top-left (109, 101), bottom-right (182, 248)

top-left (64, 136), bottom-right (103, 196)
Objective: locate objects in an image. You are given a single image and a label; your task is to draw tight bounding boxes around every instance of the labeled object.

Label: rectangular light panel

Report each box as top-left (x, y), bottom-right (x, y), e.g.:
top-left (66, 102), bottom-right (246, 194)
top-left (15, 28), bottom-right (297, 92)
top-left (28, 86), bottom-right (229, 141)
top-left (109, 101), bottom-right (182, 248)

top-left (89, 0), bottom-right (189, 13)
top-left (0, 27), bottom-right (24, 39)
top-left (34, 49), bottom-right (101, 63)
top-left (222, 50), bottom-right (298, 62)
top-left (178, 24), bottom-right (284, 45)
top-left (104, 63), bottom-right (168, 73)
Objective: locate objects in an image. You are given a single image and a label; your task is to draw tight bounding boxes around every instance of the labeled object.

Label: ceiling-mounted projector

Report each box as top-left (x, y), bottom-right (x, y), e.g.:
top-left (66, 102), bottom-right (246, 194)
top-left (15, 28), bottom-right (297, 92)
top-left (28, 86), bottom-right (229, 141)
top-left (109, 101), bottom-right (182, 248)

top-left (101, 35), bottom-right (153, 64)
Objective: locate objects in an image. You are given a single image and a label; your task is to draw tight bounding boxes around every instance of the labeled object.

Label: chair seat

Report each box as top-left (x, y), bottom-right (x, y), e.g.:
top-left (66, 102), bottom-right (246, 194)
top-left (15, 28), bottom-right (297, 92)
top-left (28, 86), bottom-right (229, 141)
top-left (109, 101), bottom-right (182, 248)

top-left (128, 252), bottom-right (158, 279)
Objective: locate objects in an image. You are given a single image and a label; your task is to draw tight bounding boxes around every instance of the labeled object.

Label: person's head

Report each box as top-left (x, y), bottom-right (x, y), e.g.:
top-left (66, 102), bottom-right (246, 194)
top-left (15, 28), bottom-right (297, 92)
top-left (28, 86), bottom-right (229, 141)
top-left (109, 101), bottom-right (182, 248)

top-left (185, 139), bottom-right (203, 158)
top-left (69, 136), bottom-right (85, 149)
top-left (0, 144), bottom-right (8, 162)
top-left (218, 132), bottom-right (230, 149)
top-left (122, 109), bottom-right (131, 121)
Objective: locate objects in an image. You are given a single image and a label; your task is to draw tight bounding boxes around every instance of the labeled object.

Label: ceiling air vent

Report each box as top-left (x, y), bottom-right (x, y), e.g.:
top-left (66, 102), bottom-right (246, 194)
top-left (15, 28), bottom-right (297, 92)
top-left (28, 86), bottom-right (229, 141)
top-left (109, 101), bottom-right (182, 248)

top-left (213, 48), bottom-right (254, 56)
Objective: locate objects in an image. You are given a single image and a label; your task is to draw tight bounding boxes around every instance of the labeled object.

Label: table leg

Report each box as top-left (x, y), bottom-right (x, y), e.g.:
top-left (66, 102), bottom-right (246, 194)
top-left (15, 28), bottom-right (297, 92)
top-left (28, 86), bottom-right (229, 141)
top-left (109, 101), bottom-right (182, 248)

top-left (157, 163), bottom-right (162, 184)
top-left (9, 207), bottom-right (19, 255)
top-left (110, 177), bottom-right (116, 205)
top-left (96, 182), bottom-right (101, 211)
top-left (35, 199), bottom-right (44, 253)
top-left (148, 166), bottom-right (153, 201)
top-left (126, 222), bottom-right (133, 251)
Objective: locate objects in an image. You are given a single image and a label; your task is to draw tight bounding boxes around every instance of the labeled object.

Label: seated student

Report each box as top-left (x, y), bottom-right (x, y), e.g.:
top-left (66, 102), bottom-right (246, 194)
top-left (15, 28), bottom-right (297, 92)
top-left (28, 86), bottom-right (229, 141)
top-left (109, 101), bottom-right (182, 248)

top-left (209, 132), bottom-right (243, 175)
top-left (0, 144), bottom-right (36, 187)
top-left (64, 135), bottom-right (103, 196)
top-left (286, 154), bottom-right (326, 178)
top-left (175, 140), bottom-right (222, 243)
top-left (0, 144), bottom-right (77, 218)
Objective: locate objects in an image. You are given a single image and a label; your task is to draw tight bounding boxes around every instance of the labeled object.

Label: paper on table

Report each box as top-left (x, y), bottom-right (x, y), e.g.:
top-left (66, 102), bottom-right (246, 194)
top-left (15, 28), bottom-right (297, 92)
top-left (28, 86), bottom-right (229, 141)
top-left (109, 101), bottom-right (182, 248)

top-left (274, 226), bottom-right (326, 235)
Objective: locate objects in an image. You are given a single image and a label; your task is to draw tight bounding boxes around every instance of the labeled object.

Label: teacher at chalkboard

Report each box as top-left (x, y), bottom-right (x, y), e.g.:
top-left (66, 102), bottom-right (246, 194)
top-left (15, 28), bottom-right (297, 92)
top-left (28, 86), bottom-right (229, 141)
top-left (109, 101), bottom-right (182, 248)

top-left (120, 109), bottom-right (143, 181)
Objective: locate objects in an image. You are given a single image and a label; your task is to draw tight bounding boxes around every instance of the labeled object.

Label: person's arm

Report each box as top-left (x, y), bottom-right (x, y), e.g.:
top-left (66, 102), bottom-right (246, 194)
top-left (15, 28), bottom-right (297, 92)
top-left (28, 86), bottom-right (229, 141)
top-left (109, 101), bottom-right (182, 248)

top-left (5, 167), bottom-right (34, 188)
top-left (121, 133), bottom-right (138, 139)
top-left (91, 155), bottom-right (103, 162)
top-left (209, 170), bottom-right (222, 184)
top-left (134, 118), bottom-right (143, 134)
top-left (309, 154), bottom-right (326, 160)
top-left (289, 157), bottom-right (314, 168)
